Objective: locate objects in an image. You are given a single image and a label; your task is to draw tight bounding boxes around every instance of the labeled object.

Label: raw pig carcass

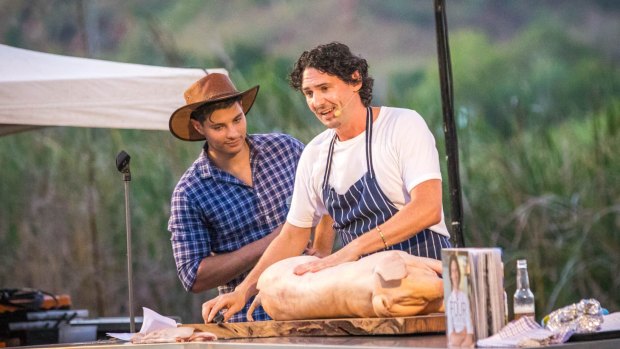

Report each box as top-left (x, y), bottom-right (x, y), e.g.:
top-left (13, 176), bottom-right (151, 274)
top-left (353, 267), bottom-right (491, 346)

top-left (247, 250), bottom-right (445, 320)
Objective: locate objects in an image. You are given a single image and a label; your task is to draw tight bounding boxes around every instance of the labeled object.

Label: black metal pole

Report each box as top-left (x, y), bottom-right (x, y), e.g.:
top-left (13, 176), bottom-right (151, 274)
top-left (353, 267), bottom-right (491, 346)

top-left (116, 150), bottom-right (136, 333)
top-left (433, 0), bottom-right (465, 247)
top-left (123, 179), bottom-right (136, 333)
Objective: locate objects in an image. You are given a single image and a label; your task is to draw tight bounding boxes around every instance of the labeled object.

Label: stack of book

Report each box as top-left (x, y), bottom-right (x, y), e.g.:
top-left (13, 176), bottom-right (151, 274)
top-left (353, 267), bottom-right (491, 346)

top-left (442, 248), bottom-right (506, 348)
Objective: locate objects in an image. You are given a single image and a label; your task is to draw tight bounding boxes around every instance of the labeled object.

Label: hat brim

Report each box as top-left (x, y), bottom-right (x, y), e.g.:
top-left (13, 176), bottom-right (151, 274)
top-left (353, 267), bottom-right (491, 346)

top-left (169, 85), bottom-right (259, 141)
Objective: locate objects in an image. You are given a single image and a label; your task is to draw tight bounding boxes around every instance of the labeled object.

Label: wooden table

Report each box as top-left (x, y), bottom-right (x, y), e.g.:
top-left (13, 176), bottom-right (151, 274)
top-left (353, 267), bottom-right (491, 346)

top-left (17, 335), bottom-right (620, 349)
top-left (184, 314), bottom-right (446, 339)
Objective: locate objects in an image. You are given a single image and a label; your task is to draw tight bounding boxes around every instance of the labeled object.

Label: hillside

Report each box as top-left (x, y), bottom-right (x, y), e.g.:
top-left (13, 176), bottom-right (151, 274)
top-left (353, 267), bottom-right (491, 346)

top-left (1, 1), bottom-right (617, 75)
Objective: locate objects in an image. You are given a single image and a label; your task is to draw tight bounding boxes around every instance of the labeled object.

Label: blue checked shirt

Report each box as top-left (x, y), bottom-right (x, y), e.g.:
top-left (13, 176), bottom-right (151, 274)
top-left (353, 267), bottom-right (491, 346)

top-left (168, 133), bottom-right (303, 322)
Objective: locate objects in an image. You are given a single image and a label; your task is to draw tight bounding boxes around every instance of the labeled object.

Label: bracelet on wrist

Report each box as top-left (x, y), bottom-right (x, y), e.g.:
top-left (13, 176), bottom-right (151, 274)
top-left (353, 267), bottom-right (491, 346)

top-left (376, 225), bottom-right (389, 250)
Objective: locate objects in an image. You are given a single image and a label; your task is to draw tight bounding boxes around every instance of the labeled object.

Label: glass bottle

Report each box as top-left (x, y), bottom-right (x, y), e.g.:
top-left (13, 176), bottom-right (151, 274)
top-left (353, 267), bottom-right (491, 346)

top-left (513, 259), bottom-right (535, 321)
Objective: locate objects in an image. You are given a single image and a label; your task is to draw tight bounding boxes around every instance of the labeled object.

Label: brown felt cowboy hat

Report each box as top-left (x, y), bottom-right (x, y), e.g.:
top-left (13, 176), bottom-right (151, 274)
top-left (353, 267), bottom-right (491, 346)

top-left (169, 73), bottom-right (259, 141)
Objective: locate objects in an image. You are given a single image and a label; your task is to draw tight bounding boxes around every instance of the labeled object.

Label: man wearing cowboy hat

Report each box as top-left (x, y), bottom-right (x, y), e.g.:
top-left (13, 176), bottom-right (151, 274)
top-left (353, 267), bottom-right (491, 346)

top-left (168, 73), bottom-right (305, 322)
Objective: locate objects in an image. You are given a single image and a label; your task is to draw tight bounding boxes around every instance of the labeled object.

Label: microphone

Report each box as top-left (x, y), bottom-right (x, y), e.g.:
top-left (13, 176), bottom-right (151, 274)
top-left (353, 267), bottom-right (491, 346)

top-left (334, 90), bottom-right (358, 117)
top-left (116, 150), bottom-right (131, 181)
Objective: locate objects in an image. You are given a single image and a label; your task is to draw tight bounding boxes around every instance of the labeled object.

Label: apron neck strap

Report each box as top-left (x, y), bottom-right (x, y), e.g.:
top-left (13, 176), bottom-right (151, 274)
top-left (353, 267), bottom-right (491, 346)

top-left (322, 107), bottom-right (374, 189)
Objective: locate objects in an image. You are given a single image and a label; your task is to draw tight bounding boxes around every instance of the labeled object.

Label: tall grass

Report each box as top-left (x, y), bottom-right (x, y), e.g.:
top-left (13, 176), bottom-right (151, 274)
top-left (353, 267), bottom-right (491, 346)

top-left (0, 127), bottom-right (207, 321)
top-left (461, 100), bottom-right (620, 315)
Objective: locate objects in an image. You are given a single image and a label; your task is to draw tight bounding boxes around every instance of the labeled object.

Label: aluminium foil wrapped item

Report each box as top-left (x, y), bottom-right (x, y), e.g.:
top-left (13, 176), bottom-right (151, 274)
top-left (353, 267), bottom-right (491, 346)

top-left (545, 299), bottom-right (604, 334)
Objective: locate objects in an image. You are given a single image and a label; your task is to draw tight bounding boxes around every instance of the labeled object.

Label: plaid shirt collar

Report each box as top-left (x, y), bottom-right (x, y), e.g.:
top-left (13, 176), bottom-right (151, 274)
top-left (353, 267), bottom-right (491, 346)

top-left (197, 135), bottom-right (260, 181)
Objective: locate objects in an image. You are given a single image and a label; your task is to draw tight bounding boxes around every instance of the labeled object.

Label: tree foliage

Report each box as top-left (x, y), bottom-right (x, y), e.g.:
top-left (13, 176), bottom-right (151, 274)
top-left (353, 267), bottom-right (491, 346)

top-left (0, 0), bottom-right (618, 322)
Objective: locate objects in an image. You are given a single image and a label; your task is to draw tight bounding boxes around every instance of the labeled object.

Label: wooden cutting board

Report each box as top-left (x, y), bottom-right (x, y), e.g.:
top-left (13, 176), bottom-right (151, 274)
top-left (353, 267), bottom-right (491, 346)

top-left (184, 313), bottom-right (445, 339)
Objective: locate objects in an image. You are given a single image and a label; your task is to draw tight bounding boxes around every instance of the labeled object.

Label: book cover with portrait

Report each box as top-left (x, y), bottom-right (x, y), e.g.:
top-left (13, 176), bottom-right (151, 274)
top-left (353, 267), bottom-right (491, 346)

top-left (442, 248), bottom-right (505, 348)
top-left (442, 249), bottom-right (475, 348)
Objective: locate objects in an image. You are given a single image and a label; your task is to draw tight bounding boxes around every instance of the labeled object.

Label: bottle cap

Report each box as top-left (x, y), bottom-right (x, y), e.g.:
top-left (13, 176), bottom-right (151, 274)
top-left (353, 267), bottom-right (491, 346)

top-left (517, 259), bottom-right (527, 268)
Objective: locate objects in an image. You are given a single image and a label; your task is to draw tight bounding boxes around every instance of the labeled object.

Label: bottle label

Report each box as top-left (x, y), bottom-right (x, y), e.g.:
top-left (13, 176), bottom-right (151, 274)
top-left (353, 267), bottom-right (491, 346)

top-left (514, 312), bottom-right (535, 321)
top-left (514, 304), bottom-right (535, 320)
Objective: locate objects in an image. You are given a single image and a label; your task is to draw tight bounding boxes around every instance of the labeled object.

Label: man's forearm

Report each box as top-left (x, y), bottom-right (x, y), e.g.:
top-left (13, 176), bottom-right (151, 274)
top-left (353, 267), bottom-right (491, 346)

top-left (191, 225), bottom-right (282, 292)
top-left (311, 215), bottom-right (335, 257)
top-left (339, 179), bottom-right (442, 258)
top-left (234, 222), bottom-right (310, 298)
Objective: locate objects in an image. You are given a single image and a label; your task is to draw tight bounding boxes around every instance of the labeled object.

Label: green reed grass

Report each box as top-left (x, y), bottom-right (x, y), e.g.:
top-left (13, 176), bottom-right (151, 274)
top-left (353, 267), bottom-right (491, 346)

top-left (462, 101), bottom-right (619, 316)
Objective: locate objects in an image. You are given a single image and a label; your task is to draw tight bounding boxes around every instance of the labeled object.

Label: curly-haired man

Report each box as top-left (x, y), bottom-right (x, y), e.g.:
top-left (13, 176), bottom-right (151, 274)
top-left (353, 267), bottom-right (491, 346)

top-left (202, 42), bottom-right (451, 323)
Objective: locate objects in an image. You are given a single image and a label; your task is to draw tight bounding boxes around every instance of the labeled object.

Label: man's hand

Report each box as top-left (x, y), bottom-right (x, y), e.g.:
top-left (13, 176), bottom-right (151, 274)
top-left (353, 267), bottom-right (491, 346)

top-left (293, 246), bottom-right (359, 275)
top-left (303, 239), bottom-right (327, 258)
top-left (202, 222), bottom-right (312, 323)
top-left (202, 288), bottom-right (247, 323)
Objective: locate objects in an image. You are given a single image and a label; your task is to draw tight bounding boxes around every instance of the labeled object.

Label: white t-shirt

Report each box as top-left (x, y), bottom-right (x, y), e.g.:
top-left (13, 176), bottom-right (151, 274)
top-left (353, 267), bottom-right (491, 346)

top-left (287, 106), bottom-right (449, 237)
top-left (447, 289), bottom-right (474, 334)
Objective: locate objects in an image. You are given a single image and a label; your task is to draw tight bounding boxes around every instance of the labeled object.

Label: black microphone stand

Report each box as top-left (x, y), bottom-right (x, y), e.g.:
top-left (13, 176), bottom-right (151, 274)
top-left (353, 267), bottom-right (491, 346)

top-left (116, 150), bottom-right (136, 333)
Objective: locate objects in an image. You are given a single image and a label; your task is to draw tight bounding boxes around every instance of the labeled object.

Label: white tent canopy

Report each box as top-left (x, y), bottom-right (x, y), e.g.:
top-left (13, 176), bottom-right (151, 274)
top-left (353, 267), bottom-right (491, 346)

top-left (0, 44), bottom-right (227, 136)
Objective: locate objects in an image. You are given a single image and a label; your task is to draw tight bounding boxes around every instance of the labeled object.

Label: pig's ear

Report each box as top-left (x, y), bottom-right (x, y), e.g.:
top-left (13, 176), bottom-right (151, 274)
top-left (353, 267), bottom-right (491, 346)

top-left (374, 252), bottom-right (407, 282)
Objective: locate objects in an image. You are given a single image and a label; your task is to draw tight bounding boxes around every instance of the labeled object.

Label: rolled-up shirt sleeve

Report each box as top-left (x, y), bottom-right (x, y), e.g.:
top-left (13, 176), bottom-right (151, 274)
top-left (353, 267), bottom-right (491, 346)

top-left (168, 133), bottom-right (303, 296)
top-left (169, 188), bottom-right (210, 291)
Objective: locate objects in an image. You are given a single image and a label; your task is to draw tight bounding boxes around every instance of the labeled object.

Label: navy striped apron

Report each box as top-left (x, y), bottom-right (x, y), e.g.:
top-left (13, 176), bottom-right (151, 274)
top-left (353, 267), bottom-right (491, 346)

top-left (321, 107), bottom-right (451, 260)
